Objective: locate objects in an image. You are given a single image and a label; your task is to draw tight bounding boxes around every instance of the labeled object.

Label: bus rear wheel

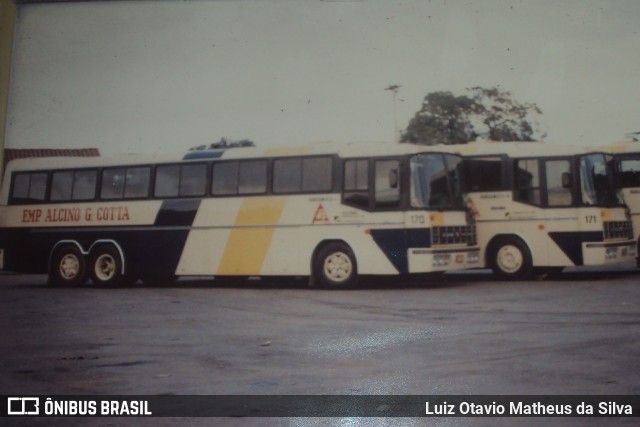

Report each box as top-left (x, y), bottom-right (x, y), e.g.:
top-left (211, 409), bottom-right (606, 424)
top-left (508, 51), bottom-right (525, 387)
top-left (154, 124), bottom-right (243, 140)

top-left (313, 242), bottom-right (358, 289)
top-left (50, 245), bottom-right (87, 287)
top-left (489, 236), bottom-right (533, 280)
top-left (89, 245), bottom-right (124, 287)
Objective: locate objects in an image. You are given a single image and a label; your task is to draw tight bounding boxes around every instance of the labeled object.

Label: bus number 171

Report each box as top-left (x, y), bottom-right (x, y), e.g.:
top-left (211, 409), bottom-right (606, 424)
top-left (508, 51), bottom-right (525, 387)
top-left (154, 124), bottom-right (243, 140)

top-left (585, 215), bottom-right (598, 224)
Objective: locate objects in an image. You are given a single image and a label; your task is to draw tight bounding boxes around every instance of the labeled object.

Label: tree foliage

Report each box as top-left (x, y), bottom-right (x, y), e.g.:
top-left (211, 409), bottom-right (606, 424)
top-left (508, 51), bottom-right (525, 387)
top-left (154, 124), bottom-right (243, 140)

top-left (402, 86), bottom-right (546, 145)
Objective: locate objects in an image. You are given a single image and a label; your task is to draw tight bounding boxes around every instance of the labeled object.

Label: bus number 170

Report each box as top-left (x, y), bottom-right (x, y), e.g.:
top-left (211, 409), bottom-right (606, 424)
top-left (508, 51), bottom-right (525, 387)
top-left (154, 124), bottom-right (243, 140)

top-left (410, 215), bottom-right (426, 225)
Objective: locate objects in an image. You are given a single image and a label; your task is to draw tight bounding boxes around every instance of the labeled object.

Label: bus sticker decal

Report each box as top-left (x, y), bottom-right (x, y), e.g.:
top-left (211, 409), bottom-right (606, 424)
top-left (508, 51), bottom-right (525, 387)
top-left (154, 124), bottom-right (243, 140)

top-left (312, 204), bottom-right (329, 225)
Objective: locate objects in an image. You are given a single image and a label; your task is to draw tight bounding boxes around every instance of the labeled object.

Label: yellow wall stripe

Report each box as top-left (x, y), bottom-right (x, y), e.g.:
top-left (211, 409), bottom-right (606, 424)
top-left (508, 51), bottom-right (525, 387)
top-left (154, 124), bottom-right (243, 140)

top-left (216, 197), bottom-right (287, 275)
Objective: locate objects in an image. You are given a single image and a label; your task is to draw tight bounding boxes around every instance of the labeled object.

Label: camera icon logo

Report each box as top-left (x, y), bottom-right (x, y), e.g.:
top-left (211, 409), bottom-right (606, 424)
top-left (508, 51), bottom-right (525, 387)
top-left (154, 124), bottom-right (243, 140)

top-left (7, 397), bottom-right (40, 415)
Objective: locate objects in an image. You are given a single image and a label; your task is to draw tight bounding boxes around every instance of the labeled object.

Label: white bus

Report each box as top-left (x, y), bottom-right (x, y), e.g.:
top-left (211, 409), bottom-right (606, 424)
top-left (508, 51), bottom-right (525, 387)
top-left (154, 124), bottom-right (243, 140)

top-left (600, 141), bottom-right (640, 266)
top-left (0, 142), bottom-right (479, 288)
top-left (454, 142), bottom-right (636, 279)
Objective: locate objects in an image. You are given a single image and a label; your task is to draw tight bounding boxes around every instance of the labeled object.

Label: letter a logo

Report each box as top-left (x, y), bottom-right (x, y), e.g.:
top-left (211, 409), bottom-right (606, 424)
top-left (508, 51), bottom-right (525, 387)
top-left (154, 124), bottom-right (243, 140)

top-left (312, 204), bottom-right (329, 224)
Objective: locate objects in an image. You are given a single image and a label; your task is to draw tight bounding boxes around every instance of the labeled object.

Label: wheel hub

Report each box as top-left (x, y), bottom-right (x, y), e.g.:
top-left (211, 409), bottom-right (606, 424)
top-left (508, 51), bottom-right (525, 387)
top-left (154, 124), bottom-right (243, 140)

top-left (496, 244), bottom-right (523, 273)
top-left (324, 252), bottom-right (353, 283)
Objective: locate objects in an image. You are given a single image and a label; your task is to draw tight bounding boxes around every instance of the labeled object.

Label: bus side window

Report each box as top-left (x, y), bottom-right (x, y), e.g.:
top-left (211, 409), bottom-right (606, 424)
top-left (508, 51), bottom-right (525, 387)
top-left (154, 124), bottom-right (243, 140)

top-left (124, 167), bottom-right (151, 199)
top-left (155, 165), bottom-right (180, 198)
top-left (239, 160), bottom-right (267, 195)
top-left (101, 168), bottom-right (125, 199)
top-left (51, 170), bottom-right (97, 201)
top-left (618, 159), bottom-right (640, 187)
top-left (72, 170), bottom-right (98, 200)
top-left (343, 159), bottom-right (369, 209)
top-left (545, 160), bottom-right (573, 207)
top-left (466, 157), bottom-right (504, 191)
top-left (273, 156), bottom-right (333, 194)
top-left (273, 158), bottom-right (302, 193)
top-left (51, 171), bottom-right (74, 201)
top-left (302, 157), bottom-right (332, 192)
top-left (515, 159), bottom-right (541, 206)
top-left (102, 167), bottom-right (151, 200)
top-left (374, 160), bottom-right (400, 208)
top-left (180, 164), bottom-right (207, 197)
top-left (212, 161), bottom-right (239, 196)
top-left (11, 172), bottom-right (48, 203)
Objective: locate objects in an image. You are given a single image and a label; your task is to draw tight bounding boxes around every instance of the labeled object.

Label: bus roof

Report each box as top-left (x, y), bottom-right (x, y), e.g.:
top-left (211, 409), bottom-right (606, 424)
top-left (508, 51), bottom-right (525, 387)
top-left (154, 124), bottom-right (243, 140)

top-left (2, 141), bottom-right (464, 174)
top-left (451, 141), bottom-right (600, 158)
top-left (595, 141), bottom-right (640, 154)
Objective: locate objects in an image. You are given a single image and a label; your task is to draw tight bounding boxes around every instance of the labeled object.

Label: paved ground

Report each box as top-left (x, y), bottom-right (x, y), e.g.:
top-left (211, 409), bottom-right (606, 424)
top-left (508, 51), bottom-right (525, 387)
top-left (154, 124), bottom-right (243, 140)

top-left (1, 266), bottom-right (639, 426)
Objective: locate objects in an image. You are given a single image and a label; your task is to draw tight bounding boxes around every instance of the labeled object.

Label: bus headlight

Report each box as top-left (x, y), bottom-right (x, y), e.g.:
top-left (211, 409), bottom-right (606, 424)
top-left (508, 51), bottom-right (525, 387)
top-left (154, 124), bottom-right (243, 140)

top-left (433, 254), bottom-right (451, 267)
top-left (467, 252), bottom-right (480, 264)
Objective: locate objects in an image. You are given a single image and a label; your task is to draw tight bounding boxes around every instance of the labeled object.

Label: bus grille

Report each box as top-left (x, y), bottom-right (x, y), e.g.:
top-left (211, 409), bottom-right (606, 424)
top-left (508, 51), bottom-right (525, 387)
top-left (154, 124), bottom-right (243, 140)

top-left (603, 221), bottom-right (633, 240)
top-left (432, 225), bottom-right (477, 246)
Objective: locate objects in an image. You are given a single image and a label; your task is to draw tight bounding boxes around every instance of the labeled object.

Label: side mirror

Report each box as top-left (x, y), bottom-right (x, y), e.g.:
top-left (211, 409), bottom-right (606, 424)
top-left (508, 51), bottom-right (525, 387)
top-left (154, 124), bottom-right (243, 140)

top-left (389, 169), bottom-right (399, 189)
top-left (561, 172), bottom-right (573, 188)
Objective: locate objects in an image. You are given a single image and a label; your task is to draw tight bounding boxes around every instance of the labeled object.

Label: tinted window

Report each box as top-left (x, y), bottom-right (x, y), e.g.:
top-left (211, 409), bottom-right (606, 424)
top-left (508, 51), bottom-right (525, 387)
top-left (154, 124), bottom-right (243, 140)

top-left (239, 160), bottom-right (267, 194)
top-left (617, 157), bottom-right (640, 188)
top-left (375, 160), bottom-right (400, 208)
top-left (49, 170), bottom-right (96, 201)
top-left (102, 167), bottom-right (151, 200)
top-left (580, 153), bottom-right (621, 206)
top-left (444, 154), bottom-right (464, 207)
top-left (303, 157), bottom-right (332, 192)
top-left (72, 170), bottom-right (97, 200)
top-left (51, 171), bottom-right (74, 201)
top-left (155, 165), bottom-right (180, 198)
top-left (212, 161), bottom-right (239, 195)
top-left (516, 159), bottom-right (541, 205)
top-left (101, 168), bottom-right (125, 200)
top-left (343, 159), bottom-right (369, 208)
top-left (11, 174), bottom-right (31, 200)
top-left (180, 164), bottom-right (207, 197)
top-left (12, 172), bottom-right (48, 203)
top-left (546, 160), bottom-right (572, 207)
top-left (465, 157), bottom-right (504, 191)
top-left (273, 156), bottom-right (333, 194)
top-left (273, 158), bottom-right (302, 193)
top-left (410, 154), bottom-right (450, 209)
top-left (124, 167), bottom-right (151, 199)
top-left (345, 159), bottom-right (368, 191)
top-left (154, 164), bottom-right (206, 198)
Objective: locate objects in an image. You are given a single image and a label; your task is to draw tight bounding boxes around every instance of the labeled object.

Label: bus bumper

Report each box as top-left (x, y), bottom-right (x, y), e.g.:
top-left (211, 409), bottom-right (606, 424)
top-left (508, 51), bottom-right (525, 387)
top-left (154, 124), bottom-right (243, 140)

top-left (583, 240), bottom-right (637, 265)
top-left (408, 247), bottom-right (481, 273)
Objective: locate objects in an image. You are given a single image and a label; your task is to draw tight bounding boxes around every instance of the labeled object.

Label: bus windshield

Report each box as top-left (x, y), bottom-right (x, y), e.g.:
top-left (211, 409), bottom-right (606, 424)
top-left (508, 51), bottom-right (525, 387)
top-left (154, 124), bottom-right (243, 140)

top-left (410, 153), bottom-right (464, 209)
top-left (579, 153), bottom-right (622, 206)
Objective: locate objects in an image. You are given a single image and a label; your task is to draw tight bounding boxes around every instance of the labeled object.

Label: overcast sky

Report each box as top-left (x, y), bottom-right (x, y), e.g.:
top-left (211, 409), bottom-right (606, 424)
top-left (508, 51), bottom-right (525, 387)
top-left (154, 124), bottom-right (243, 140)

top-left (6, 0), bottom-right (640, 155)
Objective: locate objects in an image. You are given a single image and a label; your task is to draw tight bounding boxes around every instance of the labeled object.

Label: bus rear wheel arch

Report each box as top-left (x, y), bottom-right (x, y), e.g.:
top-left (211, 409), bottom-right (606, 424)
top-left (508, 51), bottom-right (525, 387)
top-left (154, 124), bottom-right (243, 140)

top-left (312, 241), bottom-right (358, 289)
top-left (88, 244), bottom-right (125, 287)
top-left (488, 235), bottom-right (534, 280)
top-left (49, 244), bottom-right (87, 287)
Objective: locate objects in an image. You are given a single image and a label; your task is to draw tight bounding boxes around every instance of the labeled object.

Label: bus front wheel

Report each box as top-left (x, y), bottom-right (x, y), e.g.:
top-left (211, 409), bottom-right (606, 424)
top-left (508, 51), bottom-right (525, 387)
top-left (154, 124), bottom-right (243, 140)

top-left (489, 236), bottom-right (533, 280)
top-left (50, 245), bottom-right (87, 287)
top-left (89, 245), bottom-right (124, 287)
top-left (313, 242), bottom-right (358, 289)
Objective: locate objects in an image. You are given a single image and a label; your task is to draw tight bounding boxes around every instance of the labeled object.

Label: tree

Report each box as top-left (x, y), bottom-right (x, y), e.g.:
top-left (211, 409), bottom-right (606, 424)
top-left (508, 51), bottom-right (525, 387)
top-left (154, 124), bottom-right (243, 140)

top-left (402, 86), bottom-right (546, 145)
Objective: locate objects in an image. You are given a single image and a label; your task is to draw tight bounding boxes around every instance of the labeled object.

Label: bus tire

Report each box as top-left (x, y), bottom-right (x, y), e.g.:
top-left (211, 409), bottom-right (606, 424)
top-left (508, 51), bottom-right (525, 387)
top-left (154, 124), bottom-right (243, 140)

top-left (488, 236), bottom-right (533, 280)
top-left (49, 245), bottom-right (87, 287)
top-left (313, 242), bottom-right (358, 289)
top-left (89, 245), bottom-right (124, 287)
